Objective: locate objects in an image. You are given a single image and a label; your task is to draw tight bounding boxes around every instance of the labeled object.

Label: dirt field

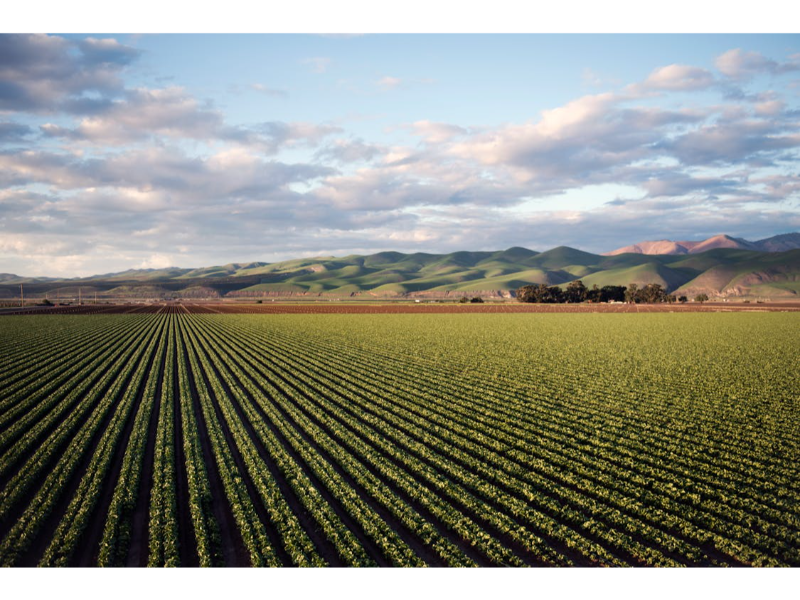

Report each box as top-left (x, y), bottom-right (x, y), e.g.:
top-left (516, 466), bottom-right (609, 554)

top-left (2, 301), bottom-right (799, 316)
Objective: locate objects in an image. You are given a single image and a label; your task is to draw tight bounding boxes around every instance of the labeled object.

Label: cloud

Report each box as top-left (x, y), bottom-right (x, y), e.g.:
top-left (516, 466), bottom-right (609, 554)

top-left (748, 174), bottom-right (800, 202)
top-left (0, 34), bottom-right (139, 113)
top-left (309, 152), bottom-right (530, 212)
top-left (38, 86), bottom-right (225, 144)
top-left (301, 57), bottom-right (332, 73)
top-left (447, 92), bottom-right (704, 188)
top-left (314, 138), bottom-right (384, 163)
top-left (581, 68), bottom-right (621, 88)
top-left (660, 118), bottom-right (800, 166)
top-left (715, 49), bottom-right (800, 80)
top-left (249, 83), bottom-right (288, 98)
top-left (376, 76), bottom-right (434, 91)
top-left (38, 87), bottom-right (339, 150)
top-left (0, 147), bottom-right (334, 201)
top-left (753, 98), bottom-right (785, 116)
top-left (251, 121), bottom-right (343, 153)
top-left (640, 172), bottom-right (742, 198)
top-left (377, 76), bottom-right (403, 90)
top-left (0, 121), bottom-right (32, 142)
top-left (0, 149), bottom-right (91, 189)
top-left (410, 120), bottom-right (468, 144)
top-left (138, 253), bottom-right (177, 269)
top-left (0, 188), bottom-right (49, 218)
top-left (77, 37), bottom-right (141, 66)
top-left (641, 64), bottom-right (715, 91)
top-left (3, 40), bottom-right (800, 276)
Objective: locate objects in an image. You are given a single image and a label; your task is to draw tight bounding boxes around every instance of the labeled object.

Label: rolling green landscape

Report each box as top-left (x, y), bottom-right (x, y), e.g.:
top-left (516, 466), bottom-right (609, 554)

top-left (2, 244), bottom-right (799, 302)
top-left (3, 28), bottom-right (800, 583)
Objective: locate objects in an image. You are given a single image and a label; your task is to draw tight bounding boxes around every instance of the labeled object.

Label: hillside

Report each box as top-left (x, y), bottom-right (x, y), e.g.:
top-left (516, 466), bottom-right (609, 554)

top-left (674, 250), bottom-right (800, 299)
top-left (605, 233), bottom-right (800, 256)
top-left (3, 244), bottom-right (799, 301)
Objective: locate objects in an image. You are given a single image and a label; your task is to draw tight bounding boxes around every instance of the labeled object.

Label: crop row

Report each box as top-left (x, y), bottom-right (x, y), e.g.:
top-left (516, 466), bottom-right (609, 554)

top-left (0, 312), bottom-right (796, 567)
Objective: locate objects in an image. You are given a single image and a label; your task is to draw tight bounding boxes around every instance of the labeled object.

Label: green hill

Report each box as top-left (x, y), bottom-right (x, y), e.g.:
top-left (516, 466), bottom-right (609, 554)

top-left (675, 249), bottom-right (800, 299)
top-left (579, 262), bottom-right (693, 291)
top-left (4, 247), bottom-right (799, 300)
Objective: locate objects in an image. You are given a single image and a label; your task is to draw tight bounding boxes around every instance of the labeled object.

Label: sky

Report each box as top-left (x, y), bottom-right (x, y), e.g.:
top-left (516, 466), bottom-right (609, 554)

top-left (1, 30), bottom-right (800, 276)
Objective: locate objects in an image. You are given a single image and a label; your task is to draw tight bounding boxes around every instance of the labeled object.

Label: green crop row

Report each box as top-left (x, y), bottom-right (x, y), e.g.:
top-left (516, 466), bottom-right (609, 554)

top-left (0, 312), bottom-right (796, 567)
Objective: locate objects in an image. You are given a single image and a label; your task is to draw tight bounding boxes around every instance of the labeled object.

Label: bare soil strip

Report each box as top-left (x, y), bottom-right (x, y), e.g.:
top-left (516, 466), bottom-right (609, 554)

top-left (3, 301), bottom-right (799, 316)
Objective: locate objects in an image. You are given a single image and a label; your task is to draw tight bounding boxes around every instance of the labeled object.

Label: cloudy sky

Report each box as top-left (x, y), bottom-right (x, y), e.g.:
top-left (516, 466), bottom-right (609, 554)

top-left (1, 32), bottom-right (799, 276)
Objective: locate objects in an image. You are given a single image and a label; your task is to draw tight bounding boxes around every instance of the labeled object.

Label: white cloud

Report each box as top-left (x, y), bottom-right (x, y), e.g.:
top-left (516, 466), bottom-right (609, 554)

top-left (39, 86), bottom-right (224, 144)
top-left (642, 64), bottom-right (715, 91)
top-left (38, 87), bottom-right (340, 151)
top-left (139, 253), bottom-right (177, 269)
top-left (0, 34), bottom-right (139, 113)
top-left (753, 98), bottom-right (785, 116)
top-left (410, 120), bottom-right (468, 143)
top-left (715, 49), bottom-right (800, 80)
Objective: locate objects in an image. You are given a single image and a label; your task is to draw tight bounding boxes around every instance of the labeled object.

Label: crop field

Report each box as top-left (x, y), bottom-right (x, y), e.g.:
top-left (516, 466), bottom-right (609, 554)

top-left (0, 312), bottom-right (797, 567)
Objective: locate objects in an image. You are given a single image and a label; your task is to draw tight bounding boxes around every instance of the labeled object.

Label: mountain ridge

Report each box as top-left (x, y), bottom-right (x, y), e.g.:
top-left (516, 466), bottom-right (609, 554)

top-left (2, 238), bottom-right (799, 301)
top-left (604, 232), bottom-right (800, 256)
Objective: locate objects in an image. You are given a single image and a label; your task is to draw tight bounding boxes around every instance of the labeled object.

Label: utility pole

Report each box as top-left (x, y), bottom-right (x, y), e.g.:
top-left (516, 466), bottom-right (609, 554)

top-left (20, 283), bottom-right (23, 308)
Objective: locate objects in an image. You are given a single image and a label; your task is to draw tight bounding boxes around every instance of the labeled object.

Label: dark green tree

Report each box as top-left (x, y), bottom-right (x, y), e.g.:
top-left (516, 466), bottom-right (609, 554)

top-left (640, 283), bottom-right (667, 303)
top-left (516, 283), bottom-right (563, 303)
top-left (564, 280), bottom-right (588, 303)
top-left (600, 285), bottom-right (627, 303)
top-left (624, 283), bottom-right (639, 304)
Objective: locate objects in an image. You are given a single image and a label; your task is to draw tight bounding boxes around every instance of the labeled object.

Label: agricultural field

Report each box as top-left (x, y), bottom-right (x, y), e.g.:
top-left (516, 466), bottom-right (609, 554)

top-left (0, 312), bottom-right (797, 567)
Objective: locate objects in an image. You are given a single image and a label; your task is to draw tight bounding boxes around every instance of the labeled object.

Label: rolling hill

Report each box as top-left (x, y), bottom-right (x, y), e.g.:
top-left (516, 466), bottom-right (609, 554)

top-left (2, 239), bottom-right (799, 301)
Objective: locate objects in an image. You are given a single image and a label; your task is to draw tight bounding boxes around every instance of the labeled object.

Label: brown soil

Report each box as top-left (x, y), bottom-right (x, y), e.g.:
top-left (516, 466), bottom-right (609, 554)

top-left (3, 302), bottom-right (799, 316)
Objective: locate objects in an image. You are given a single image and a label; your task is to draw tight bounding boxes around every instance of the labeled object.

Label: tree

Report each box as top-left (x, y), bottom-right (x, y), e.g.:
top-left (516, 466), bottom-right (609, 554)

top-left (678, 295), bottom-right (688, 303)
top-left (600, 285), bottom-right (626, 303)
top-left (586, 284), bottom-right (601, 303)
top-left (624, 283), bottom-right (639, 304)
top-left (516, 283), bottom-right (563, 303)
top-left (640, 283), bottom-right (667, 304)
top-left (694, 293), bottom-right (709, 304)
top-left (564, 280), bottom-right (588, 303)
top-left (459, 296), bottom-right (469, 303)
top-left (470, 296), bottom-right (484, 303)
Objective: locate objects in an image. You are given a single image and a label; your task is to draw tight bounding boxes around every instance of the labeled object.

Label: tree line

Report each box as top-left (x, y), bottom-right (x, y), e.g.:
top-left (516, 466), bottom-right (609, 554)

top-left (516, 281), bottom-right (709, 304)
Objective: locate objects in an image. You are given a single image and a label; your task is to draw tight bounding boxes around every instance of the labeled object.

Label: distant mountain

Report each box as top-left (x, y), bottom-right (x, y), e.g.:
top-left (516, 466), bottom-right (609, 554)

top-left (756, 232), bottom-right (800, 253)
top-left (2, 244), bottom-right (799, 300)
top-left (605, 233), bottom-right (799, 256)
top-left (0, 273), bottom-right (58, 284)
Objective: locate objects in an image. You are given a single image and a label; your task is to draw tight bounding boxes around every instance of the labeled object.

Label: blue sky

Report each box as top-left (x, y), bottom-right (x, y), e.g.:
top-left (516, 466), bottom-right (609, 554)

top-left (1, 32), bottom-right (799, 275)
